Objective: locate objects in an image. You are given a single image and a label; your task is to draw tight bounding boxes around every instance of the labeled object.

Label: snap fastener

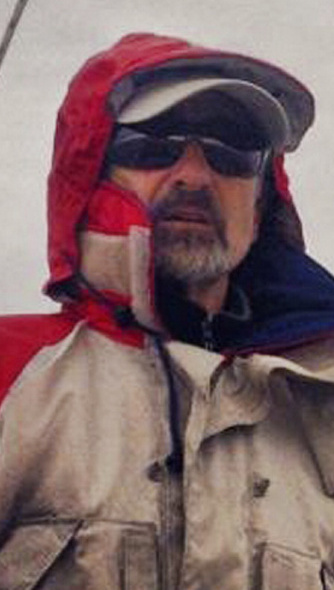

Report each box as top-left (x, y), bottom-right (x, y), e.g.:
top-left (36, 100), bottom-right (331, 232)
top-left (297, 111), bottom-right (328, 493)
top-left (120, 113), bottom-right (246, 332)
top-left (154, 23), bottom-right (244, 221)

top-left (147, 461), bottom-right (164, 483)
top-left (252, 476), bottom-right (270, 498)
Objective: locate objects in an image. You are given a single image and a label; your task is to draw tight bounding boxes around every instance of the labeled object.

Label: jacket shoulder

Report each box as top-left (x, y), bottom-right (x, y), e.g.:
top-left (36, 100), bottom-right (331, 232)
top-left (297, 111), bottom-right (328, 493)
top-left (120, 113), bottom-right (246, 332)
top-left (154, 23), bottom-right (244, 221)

top-left (282, 333), bottom-right (334, 373)
top-left (0, 312), bottom-right (76, 406)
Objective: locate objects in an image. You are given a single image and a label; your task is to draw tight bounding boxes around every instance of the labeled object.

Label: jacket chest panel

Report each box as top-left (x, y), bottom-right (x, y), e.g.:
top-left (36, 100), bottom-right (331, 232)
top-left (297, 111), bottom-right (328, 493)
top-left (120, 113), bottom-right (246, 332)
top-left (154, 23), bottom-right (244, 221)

top-left (180, 422), bottom-right (334, 590)
top-left (0, 330), bottom-right (174, 524)
top-left (2, 332), bottom-right (334, 589)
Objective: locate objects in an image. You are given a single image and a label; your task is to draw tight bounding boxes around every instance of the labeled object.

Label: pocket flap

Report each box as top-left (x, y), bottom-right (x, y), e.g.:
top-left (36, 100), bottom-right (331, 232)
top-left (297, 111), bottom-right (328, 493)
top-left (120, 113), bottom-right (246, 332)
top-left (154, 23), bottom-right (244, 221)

top-left (0, 520), bottom-right (80, 590)
top-left (261, 544), bottom-right (322, 590)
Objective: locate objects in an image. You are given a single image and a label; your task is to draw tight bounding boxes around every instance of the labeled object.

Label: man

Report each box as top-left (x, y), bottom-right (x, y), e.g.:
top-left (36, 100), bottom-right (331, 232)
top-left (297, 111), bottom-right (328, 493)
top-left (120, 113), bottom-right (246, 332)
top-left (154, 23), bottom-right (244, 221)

top-left (1, 32), bottom-right (334, 589)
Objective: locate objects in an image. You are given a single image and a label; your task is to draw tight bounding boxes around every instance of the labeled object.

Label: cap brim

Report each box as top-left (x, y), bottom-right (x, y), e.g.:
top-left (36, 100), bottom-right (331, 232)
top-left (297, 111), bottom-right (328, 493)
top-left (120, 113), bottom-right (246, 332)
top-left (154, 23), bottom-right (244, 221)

top-left (118, 78), bottom-right (291, 151)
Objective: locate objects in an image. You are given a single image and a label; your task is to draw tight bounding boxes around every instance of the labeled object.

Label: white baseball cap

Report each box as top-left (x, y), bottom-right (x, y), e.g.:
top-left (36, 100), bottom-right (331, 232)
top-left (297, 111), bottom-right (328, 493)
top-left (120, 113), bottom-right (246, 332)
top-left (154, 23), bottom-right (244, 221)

top-left (117, 77), bottom-right (291, 152)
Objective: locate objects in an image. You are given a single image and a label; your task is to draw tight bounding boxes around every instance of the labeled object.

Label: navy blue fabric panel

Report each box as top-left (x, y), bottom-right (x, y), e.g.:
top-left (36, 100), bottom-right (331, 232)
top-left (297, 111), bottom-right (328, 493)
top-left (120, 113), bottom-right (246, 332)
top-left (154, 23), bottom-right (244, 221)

top-left (232, 235), bottom-right (334, 352)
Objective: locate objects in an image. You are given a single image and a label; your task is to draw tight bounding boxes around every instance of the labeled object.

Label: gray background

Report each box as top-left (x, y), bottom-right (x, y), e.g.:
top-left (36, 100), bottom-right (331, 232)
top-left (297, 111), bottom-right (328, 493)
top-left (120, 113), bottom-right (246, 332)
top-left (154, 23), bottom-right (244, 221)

top-left (0, 0), bottom-right (333, 313)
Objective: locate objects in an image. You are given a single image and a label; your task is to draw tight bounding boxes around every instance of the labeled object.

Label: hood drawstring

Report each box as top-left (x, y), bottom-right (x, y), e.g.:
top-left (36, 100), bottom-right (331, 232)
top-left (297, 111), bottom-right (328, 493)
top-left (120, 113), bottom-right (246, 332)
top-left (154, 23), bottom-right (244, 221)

top-left (152, 336), bottom-right (183, 474)
top-left (75, 270), bottom-right (184, 474)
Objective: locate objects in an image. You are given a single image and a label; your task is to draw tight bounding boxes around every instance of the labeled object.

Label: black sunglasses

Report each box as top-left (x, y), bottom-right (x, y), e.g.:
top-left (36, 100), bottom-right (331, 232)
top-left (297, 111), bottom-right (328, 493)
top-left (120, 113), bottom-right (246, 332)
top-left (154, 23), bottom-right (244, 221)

top-left (107, 127), bottom-right (269, 178)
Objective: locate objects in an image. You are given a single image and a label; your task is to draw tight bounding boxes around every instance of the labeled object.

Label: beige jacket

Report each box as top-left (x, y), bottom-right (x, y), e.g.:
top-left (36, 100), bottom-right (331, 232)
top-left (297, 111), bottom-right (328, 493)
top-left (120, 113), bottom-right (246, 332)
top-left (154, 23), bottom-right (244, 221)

top-left (1, 31), bottom-right (328, 590)
top-left (1, 314), bottom-right (334, 589)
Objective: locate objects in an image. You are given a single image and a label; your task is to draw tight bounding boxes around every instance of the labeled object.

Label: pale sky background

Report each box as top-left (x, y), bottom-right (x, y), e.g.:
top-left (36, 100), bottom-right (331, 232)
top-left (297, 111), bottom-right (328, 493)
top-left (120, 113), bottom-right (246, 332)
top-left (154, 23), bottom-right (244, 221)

top-left (0, 0), bottom-right (333, 313)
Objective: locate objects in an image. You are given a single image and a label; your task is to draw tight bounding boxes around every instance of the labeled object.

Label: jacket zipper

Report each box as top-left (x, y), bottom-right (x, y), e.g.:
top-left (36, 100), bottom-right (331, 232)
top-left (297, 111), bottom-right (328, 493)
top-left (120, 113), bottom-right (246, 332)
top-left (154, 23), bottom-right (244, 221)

top-left (201, 313), bottom-right (215, 351)
top-left (160, 467), bottom-right (185, 590)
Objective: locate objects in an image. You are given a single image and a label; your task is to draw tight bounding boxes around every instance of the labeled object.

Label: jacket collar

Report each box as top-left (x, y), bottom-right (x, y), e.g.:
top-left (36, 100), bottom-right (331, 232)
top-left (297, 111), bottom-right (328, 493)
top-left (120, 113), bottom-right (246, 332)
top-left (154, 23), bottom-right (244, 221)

top-left (156, 279), bottom-right (252, 351)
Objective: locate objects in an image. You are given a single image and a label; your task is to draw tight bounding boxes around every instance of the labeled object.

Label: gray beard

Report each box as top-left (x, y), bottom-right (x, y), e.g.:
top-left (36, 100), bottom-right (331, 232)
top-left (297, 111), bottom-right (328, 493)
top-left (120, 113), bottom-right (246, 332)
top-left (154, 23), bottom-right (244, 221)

top-left (154, 226), bottom-right (231, 285)
top-left (151, 186), bottom-right (232, 287)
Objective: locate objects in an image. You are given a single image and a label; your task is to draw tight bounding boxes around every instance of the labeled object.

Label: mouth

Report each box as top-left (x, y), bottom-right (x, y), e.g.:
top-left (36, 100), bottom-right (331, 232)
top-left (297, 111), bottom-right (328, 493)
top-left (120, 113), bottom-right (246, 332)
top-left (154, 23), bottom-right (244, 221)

top-left (161, 207), bottom-right (212, 225)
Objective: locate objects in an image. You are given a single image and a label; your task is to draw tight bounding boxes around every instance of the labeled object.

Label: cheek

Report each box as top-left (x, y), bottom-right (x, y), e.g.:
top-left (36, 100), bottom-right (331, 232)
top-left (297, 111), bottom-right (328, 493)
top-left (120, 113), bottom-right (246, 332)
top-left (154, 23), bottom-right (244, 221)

top-left (219, 192), bottom-right (258, 262)
top-left (111, 167), bottom-right (169, 204)
top-left (224, 214), bottom-right (256, 268)
top-left (227, 207), bottom-right (257, 246)
top-left (130, 172), bottom-right (166, 203)
top-left (216, 178), bottom-right (259, 236)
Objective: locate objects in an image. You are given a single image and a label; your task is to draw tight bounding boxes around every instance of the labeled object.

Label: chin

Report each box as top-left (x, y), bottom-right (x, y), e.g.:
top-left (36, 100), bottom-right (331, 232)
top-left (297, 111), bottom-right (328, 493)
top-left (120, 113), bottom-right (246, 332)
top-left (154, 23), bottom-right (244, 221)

top-left (155, 244), bottom-right (233, 286)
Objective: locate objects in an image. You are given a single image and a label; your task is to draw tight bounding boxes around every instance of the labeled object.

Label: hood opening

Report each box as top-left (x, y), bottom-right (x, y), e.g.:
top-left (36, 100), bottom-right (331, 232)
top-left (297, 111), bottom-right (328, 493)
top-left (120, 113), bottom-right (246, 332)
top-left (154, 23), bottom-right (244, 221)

top-left (44, 33), bottom-right (315, 347)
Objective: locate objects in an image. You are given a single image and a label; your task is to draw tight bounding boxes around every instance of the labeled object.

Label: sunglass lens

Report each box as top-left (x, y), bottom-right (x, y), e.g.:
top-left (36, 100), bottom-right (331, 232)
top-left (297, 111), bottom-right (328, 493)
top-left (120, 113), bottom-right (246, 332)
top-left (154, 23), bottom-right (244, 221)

top-left (110, 136), bottom-right (182, 169)
top-left (109, 128), bottom-right (266, 177)
top-left (203, 142), bottom-right (264, 177)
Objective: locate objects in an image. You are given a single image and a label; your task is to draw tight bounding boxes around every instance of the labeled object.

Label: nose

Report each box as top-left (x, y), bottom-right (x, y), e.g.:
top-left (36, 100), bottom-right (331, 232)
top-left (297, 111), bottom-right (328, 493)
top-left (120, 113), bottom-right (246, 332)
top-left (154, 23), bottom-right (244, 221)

top-left (170, 142), bottom-right (213, 190)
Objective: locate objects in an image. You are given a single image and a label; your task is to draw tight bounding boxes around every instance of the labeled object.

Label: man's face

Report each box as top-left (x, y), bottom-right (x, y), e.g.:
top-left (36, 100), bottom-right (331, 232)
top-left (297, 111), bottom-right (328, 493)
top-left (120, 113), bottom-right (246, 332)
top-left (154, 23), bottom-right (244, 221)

top-left (111, 141), bottom-right (261, 286)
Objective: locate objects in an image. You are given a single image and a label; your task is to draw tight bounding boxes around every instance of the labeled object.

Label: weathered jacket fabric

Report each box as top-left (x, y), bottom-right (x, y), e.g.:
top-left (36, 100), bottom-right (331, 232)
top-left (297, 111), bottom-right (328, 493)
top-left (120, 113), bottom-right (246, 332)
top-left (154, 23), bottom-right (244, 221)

top-left (1, 33), bottom-right (334, 590)
top-left (2, 318), bottom-right (334, 589)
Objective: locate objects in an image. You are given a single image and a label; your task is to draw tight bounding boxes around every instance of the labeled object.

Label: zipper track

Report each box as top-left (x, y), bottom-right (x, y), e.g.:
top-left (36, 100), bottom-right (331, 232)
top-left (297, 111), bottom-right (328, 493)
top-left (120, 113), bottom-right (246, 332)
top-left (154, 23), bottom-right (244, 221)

top-left (201, 314), bottom-right (215, 351)
top-left (160, 468), bottom-right (185, 590)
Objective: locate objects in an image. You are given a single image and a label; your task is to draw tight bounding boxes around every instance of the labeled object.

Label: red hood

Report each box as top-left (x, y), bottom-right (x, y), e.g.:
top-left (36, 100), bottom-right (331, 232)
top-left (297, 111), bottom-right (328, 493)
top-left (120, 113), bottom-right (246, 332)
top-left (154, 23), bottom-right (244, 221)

top-left (45, 32), bottom-right (314, 300)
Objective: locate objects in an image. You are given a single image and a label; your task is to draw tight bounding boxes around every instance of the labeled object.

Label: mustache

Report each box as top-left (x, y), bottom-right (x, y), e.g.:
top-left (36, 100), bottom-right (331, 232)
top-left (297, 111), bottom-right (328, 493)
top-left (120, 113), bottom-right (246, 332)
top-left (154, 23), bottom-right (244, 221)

top-left (149, 186), bottom-right (217, 222)
top-left (149, 186), bottom-right (228, 247)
